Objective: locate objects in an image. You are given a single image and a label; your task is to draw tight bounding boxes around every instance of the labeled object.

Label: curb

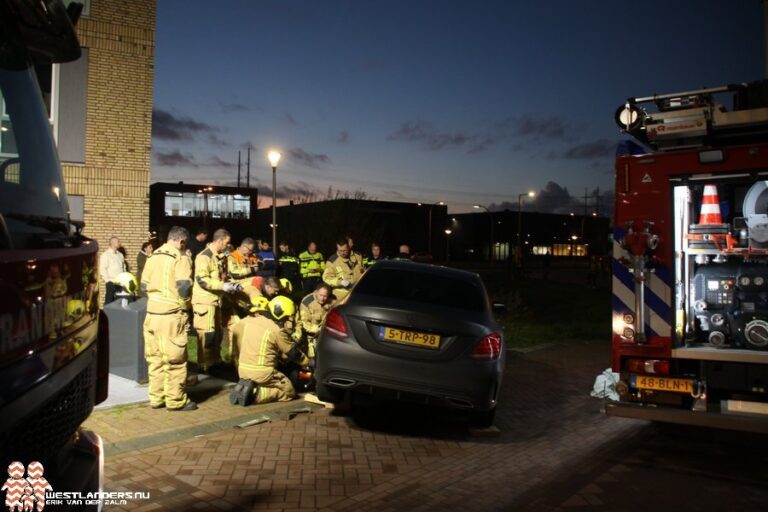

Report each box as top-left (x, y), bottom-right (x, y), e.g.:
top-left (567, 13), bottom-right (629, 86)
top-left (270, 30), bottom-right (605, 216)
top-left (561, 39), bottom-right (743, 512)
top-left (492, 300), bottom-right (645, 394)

top-left (103, 400), bottom-right (324, 456)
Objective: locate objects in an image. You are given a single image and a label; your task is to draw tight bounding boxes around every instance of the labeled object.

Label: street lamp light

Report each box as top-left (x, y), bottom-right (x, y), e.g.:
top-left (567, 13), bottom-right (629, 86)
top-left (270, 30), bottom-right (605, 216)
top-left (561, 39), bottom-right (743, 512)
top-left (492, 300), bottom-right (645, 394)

top-left (418, 201), bottom-right (445, 257)
top-left (444, 229), bottom-right (453, 261)
top-left (267, 150), bottom-right (281, 257)
top-left (473, 204), bottom-right (494, 263)
top-left (516, 191), bottom-right (536, 270)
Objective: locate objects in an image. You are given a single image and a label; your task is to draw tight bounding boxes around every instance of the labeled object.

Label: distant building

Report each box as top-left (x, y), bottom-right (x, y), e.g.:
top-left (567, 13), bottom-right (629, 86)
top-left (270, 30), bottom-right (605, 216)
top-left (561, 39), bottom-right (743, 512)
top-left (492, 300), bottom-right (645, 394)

top-left (250, 199), bottom-right (448, 259)
top-left (449, 210), bottom-right (611, 261)
top-left (149, 182), bottom-right (258, 243)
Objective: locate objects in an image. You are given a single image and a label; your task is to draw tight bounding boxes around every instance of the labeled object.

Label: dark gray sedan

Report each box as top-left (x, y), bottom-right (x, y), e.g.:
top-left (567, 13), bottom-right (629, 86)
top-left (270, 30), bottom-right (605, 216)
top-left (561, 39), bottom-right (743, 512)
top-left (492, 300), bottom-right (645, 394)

top-left (315, 260), bottom-right (505, 426)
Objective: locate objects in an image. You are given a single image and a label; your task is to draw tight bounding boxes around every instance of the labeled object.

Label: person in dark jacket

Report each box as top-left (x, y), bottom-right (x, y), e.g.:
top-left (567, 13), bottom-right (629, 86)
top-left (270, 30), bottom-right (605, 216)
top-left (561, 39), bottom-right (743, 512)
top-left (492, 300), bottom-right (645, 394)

top-left (256, 240), bottom-right (277, 277)
top-left (136, 241), bottom-right (154, 296)
top-left (188, 228), bottom-right (208, 261)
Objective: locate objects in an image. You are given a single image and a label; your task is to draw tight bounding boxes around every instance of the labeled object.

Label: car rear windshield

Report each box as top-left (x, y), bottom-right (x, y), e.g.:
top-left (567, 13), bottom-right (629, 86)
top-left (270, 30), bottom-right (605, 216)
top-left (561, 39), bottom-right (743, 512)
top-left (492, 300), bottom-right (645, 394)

top-left (354, 267), bottom-right (486, 312)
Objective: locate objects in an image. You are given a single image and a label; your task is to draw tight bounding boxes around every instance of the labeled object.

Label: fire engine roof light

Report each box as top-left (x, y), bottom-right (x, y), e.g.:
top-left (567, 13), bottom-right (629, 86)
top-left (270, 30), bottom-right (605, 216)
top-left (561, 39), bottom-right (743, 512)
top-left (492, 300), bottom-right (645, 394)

top-left (699, 149), bottom-right (724, 164)
top-left (614, 103), bottom-right (645, 132)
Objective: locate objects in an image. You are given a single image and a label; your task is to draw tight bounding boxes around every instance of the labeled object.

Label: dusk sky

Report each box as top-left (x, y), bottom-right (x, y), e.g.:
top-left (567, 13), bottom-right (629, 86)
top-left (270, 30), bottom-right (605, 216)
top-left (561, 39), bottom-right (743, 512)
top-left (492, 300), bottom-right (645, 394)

top-left (151, 0), bottom-right (764, 214)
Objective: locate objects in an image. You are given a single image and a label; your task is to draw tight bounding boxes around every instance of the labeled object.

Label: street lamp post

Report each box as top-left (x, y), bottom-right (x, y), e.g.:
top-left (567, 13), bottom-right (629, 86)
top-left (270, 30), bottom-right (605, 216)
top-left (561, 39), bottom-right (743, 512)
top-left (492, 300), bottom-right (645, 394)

top-left (267, 151), bottom-right (281, 257)
top-left (516, 191), bottom-right (536, 270)
top-left (473, 204), bottom-right (493, 264)
top-left (198, 186), bottom-right (212, 231)
top-left (418, 201), bottom-right (444, 257)
top-left (444, 229), bottom-right (452, 261)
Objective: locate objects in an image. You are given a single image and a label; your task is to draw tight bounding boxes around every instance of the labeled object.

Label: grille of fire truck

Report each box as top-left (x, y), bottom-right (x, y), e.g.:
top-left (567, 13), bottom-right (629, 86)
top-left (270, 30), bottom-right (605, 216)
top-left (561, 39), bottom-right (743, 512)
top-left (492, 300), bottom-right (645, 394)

top-left (0, 364), bottom-right (94, 469)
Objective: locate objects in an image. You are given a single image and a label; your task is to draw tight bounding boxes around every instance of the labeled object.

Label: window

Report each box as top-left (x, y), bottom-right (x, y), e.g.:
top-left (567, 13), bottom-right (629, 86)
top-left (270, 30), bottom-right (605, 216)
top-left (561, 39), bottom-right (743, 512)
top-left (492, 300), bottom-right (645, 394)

top-left (34, 48), bottom-right (89, 164)
top-left (552, 244), bottom-right (588, 257)
top-left (164, 191), bottom-right (250, 219)
top-left (355, 268), bottom-right (486, 312)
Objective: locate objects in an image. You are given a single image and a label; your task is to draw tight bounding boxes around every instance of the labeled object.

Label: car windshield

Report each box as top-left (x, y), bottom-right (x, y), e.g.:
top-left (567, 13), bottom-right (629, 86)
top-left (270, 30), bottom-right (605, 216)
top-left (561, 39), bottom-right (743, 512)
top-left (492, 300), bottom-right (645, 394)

top-left (354, 267), bottom-right (486, 312)
top-left (0, 66), bottom-right (69, 220)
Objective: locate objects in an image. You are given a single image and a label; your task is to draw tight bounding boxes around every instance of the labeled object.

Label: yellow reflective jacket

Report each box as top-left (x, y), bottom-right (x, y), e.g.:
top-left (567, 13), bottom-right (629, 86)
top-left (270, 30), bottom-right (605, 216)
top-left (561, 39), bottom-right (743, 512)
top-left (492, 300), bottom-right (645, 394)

top-left (141, 242), bottom-right (192, 314)
top-left (228, 250), bottom-right (254, 281)
top-left (299, 292), bottom-right (334, 338)
top-left (323, 252), bottom-right (362, 288)
top-left (234, 314), bottom-right (310, 381)
top-left (298, 250), bottom-right (325, 278)
top-left (192, 245), bottom-right (226, 306)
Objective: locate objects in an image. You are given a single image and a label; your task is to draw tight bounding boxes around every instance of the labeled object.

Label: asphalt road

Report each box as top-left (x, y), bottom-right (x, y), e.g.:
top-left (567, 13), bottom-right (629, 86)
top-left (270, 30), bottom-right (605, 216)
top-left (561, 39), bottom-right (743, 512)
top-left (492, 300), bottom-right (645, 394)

top-left (103, 341), bottom-right (768, 511)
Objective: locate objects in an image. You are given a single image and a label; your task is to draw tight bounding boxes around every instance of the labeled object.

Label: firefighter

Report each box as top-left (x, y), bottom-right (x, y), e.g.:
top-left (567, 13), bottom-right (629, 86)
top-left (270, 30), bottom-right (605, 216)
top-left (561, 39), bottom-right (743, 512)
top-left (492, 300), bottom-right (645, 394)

top-left (229, 295), bottom-right (312, 406)
top-left (299, 282), bottom-right (334, 358)
top-left (298, 241), bottom-right (325, 293)
top-left (363, 242), bottom-right (386, 269)
top-left (140, 226), bottom-right (197, 411)
top-left (277, 241), bottom-right (300, 293)
top-left (323, 238), bottom-right (364, 300)
top-left (192, 228), bottom-right (241, 373)
top-left (228, 237), bottom-right (259, 283)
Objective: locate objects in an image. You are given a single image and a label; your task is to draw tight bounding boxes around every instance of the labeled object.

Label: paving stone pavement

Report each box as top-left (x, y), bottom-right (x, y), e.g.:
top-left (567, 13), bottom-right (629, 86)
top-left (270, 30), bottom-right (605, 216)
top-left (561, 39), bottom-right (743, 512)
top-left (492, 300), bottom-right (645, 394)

top-left (98, 342), bottom-right (768, 511)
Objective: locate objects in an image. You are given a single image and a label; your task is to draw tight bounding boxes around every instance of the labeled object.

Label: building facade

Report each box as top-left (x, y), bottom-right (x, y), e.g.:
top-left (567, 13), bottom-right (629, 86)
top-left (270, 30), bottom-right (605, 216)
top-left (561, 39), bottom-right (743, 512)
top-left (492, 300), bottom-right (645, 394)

top-left (149, 182), bottom-right (258, 244)
top-left (57, 0), bottom-right (156, 300)
top-left (449, 210), bottom-right (611, 262)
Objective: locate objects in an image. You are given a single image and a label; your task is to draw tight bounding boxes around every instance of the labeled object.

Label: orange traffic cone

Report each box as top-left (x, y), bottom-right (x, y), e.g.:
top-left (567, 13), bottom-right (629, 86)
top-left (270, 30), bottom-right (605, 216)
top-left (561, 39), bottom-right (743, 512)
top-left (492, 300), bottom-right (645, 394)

top-left (698, 184), bottom-right (723, 225)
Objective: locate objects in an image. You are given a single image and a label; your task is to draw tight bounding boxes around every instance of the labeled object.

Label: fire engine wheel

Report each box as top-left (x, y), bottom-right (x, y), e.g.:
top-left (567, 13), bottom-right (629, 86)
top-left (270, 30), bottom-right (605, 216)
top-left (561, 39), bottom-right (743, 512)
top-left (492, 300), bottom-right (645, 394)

top-left (469, 407), bottom-right (496, 428)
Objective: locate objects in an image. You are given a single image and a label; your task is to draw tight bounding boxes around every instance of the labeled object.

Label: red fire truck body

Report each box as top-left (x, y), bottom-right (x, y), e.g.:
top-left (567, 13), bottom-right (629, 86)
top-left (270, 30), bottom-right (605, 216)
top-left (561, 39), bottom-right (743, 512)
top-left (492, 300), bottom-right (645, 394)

top-left (607, 83), bottom-right (768, 432)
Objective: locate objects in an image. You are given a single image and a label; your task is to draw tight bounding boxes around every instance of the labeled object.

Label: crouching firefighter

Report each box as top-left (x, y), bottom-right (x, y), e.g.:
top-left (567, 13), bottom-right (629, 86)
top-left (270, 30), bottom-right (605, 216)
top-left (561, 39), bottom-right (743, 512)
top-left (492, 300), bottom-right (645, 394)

top-left (230, 295), bottom-right (313, 405)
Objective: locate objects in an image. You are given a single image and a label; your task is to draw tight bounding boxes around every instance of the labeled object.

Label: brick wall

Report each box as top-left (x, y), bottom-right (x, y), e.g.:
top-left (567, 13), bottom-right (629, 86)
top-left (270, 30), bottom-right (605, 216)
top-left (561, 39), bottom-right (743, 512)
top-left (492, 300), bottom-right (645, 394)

top-left (61, 0), bottom-right (156, 304)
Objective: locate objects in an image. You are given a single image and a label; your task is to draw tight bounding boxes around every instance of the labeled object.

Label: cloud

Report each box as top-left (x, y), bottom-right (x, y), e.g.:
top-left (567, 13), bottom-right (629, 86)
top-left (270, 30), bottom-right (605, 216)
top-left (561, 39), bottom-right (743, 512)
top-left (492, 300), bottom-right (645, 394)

top-left (152, 108), bottom-right (214, 142)
top-left (488, 181), bottom-right (614, 217)
top-left (284, 112), bottom-right (299, 125)
top-left (154, 151), bottom-right (233, 170)
top-left (337, 130), bottom-right (349, 144)
top-left (563, 139), bottom-right (616, 159)
top-left (288, 147), bottom-right (331, 168)
top-left (501, 114), bottom-right (569, 140)
top-left (208, 156), bottom-right (233, 168)
top-left (387, 120), bottom-right (490, 153)
top-left (208, 134), bottom-right (231, 148)
top-left (155, 150), bottom-right (197, 167)
top-left (219, 102), bottom-right (251, 113)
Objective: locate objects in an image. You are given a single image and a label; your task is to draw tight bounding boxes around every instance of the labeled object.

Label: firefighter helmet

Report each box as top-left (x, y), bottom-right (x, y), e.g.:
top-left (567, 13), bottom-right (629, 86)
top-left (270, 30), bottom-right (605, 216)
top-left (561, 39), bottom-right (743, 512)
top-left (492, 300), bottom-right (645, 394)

top-left (249, 295), bottom-right (269, 314)
top-left (268, 295), bottom-right (295, 321)
top-left (115, 272), bottom-right (138, 295)
top-left (66, 299), bottom-right (86, 322)
top-left (279, 277), bottom-right (293, 294)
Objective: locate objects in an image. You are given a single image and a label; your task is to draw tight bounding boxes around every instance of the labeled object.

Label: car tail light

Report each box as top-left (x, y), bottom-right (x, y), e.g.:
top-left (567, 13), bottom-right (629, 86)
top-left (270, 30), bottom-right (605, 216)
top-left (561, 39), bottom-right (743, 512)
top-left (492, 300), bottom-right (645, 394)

top-left (471, 332), bottom-right (502, 361)
top-left (95, 310), bottom-right (110, 404)
top-left (324, 308), bottom-right (349, 339)
top-left (626, 358), bottom-right (670, 375)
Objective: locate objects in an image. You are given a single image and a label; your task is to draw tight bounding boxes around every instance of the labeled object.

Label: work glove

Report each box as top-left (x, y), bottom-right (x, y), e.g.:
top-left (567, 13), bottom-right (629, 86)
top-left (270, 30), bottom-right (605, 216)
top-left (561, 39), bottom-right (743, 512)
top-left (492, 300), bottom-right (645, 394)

top-left (340, 279), bottom-right (351, 288)
top-left (223, 282), bottom-right (242, 294)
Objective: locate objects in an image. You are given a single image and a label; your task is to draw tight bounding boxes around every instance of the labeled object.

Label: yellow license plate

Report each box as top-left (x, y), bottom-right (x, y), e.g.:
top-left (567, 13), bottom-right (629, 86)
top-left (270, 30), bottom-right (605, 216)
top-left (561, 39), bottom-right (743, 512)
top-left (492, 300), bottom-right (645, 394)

top-left (632, 375), bottom-right (693, 393)
top-left (380, 326), bottom-right (440, 349)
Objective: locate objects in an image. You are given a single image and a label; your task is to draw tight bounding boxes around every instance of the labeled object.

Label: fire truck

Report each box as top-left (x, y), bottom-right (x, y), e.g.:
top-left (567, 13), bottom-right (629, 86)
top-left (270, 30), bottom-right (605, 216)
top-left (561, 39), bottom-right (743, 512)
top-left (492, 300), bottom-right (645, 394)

top-left (607, 80), bottom-right (768, 432)
top-left (0, 0), bottom-right (107, 504)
